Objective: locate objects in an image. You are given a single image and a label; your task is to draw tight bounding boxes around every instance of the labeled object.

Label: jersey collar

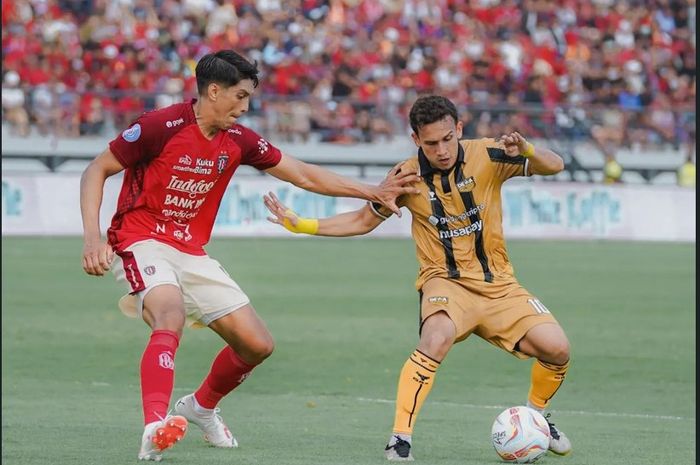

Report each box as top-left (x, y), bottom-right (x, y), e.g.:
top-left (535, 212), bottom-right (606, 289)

top-left (417, 142), bottom-right (465, 176)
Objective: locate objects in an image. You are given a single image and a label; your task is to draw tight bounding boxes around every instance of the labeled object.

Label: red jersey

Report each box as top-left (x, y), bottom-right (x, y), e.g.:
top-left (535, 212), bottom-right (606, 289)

top-left (107, 99), bottom-right (282, 255)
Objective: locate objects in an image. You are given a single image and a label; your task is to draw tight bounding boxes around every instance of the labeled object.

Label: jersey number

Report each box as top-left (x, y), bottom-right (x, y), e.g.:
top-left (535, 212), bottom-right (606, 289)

top-left (527, 298), bottom-right (551, 314)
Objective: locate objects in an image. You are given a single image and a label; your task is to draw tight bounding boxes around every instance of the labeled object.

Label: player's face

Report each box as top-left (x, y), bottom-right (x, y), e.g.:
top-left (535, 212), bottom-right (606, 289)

top-left (213, 79), bottom-right (255, 128)
top-left (412, 116), bottom-right (463, 171)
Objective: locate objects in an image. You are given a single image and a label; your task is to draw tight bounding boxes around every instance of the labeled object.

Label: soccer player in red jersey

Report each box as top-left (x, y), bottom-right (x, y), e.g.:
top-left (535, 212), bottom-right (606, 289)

top-left (80, 49), bottom-right (419, 461)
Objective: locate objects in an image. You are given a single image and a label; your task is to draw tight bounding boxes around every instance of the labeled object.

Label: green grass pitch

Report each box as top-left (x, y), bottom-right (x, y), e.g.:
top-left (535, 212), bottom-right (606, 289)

top-left (2, 237), bottom-right (695, 465)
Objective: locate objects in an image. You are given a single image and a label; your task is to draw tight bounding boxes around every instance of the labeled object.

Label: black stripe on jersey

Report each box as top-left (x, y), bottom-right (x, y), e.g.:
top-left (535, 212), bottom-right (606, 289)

top-left (424, 175), bottom-right (460, 279)
top-left (454, 167), bottom-right (493, 282)
top-left (487, 147), bottom-right (526, 165)
top-left (440, 172), bottom-right (451, 193)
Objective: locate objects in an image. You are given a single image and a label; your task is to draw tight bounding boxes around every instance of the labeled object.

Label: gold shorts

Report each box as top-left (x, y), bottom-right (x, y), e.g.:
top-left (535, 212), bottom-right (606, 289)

top-left (420, 277), bottom-right (558, 359)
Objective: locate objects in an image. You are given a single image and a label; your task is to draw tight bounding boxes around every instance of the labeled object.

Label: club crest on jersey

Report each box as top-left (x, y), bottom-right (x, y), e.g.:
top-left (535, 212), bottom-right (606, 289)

top-left (122, 123), bottom-right (141, 142)
top-left (217, 153), bottom-right (229, 174)
top-left (457, 176), bottom-right (476, 192)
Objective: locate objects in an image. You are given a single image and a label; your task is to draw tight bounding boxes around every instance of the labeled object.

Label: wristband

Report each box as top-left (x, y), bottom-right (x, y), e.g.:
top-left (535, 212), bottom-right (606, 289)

top-left (282, 210), bottom-right (319, 235)
top-left (521, 142), bottom-right (535, 158)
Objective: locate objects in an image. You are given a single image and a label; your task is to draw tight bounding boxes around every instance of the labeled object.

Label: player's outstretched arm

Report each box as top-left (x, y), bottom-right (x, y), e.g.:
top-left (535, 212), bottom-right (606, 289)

top-left (500, 131), bottom-right (565, 176)
top-left (80, 148), bottom-right (125, 276)
top-left (265, 154), bottom-right (420, 217)
top-left (263, 192), bottom-right (384, 237)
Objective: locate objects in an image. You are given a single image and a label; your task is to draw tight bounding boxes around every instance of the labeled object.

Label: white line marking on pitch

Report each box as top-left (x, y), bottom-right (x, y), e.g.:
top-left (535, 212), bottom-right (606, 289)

top-left (141, 388), bottom-right (693, 422)
top-left (355, 397), bottom-right (693, 421)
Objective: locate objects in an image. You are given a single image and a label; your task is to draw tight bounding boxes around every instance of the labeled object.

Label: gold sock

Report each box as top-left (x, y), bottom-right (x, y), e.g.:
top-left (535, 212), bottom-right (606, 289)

top-left (528, 359), bottom-right (569, 410)
top-left (392, 349), bottom-right (441, 435)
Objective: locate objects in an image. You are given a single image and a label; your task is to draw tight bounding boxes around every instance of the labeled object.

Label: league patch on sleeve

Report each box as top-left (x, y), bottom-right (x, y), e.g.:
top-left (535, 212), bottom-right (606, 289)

top-left (122, 123), bottom-right (142, 142)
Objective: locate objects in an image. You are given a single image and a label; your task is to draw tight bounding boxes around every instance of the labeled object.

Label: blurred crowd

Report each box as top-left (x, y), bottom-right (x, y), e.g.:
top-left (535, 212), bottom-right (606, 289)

top-left (1, 0), bottom-right (696, 160)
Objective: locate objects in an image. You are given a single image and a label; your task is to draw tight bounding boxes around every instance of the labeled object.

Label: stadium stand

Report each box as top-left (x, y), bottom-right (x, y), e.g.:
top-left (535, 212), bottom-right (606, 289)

top-left (1, 0), bottom-right (696, 184)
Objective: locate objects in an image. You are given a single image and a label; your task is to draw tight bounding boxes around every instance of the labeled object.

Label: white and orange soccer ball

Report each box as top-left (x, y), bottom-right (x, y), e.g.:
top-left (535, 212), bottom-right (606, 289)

top-left (491, 406), bottom-right (550, 463)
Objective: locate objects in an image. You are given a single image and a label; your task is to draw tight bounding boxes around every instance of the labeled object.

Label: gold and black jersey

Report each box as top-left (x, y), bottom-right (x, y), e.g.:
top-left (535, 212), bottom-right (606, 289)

top-left (370, 138), bottom-right (530, 290)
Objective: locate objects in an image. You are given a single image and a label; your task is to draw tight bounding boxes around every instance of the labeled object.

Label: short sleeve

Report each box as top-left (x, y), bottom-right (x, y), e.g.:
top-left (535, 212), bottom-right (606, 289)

top-left (483, 138), bottom-right (530, 181)
top-left (109, 113), bottom-right (165, 168)
top-left (228, 125), bottom-right (282, 170)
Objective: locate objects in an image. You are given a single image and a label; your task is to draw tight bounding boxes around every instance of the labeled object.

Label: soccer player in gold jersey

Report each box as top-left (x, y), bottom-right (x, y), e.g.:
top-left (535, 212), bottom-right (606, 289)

top-left (263, 95), bottom-right (572, 461)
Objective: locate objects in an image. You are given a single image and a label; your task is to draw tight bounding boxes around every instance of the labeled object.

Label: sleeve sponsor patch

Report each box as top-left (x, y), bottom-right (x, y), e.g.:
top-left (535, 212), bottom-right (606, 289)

top-left (121, 123), bottom-right (142, 142)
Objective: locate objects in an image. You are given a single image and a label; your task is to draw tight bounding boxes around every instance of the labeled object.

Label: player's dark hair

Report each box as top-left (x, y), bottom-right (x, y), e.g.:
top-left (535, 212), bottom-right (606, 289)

top-left (409, 95), bottom-right (459, 134)
top-left (195, 50), bottom-right (259, 95)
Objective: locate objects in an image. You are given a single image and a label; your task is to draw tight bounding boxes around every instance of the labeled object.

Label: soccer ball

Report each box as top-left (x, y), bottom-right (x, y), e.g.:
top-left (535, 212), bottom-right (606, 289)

top-left (491, 406), bottom-right (550, 463)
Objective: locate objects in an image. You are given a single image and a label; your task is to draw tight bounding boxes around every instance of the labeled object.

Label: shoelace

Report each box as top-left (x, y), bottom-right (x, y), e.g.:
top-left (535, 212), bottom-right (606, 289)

top-left (386, 436), bottom-right (411, 458)
top-left (544, 413), bottom-right (561, 440)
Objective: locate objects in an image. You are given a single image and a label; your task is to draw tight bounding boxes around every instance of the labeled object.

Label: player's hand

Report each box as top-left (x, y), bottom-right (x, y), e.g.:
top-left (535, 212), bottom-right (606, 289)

top-left (263, 192), bottom-right (298, 228)
top-left (82, 238), bottom-right (114, 276)
top-left (499, 131), bottom-right (530, 157)
top-left (374, 162), bottom-right (421, 218)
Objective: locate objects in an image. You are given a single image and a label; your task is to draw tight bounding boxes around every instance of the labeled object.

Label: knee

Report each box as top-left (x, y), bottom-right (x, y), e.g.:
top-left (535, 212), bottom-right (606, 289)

top-left (423, 330), bottom-right (453, 353)
top-left (544, 339), bottom-right (570, 366)
top-left (418, 321), bottom-right (455, 360)
top-left (240, 336), bottom-right (275, 365)
top-left (145, 307), bottom-right (186, 334)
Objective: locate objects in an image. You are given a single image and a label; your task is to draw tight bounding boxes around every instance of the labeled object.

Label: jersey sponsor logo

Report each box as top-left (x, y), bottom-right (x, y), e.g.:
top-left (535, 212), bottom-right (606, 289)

top-left (429, 205), bottom-right (485, 226)
top-left (457, 176), bottom-right (476, 192)
top-left (161, 208), bottom-right (198, 220)
top-left (172, 158), bottom-right (213, 174)
top-left (121, 123), bottom-right (141, 142)
top-left (166, 117), bottom-right (184, 128)
top-left (174, 155), bottom-right (213, 174)
top-left (173, 165), bottom-right (212, 175)
top-left (217, 154), bottom-right (229, 174)
top-left (166, 175), bottom-right (215, 198)
top-left (164, 194), bottom-right (205, 209)
top-left (428, 296), bottom-right (449, 304)
top-left (438, 219), bottom-right (483, 239)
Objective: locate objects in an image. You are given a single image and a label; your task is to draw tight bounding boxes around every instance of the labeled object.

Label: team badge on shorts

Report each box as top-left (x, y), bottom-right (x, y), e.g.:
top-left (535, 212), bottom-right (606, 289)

top-left (217, 153), bottom-right (229, 174)
top-left (144, 265), bottom-right (156, 276)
